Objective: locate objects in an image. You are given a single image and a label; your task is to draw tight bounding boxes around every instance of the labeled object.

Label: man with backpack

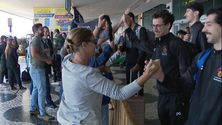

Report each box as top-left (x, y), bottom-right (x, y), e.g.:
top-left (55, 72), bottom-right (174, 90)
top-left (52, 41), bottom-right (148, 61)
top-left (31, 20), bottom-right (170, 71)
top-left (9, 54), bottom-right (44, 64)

top-left (150, 6), bottom-right (221, 125)
top-left (121, 11), bottom-right (146, 96)
top-left (124, 9), bottom-right (191, 125)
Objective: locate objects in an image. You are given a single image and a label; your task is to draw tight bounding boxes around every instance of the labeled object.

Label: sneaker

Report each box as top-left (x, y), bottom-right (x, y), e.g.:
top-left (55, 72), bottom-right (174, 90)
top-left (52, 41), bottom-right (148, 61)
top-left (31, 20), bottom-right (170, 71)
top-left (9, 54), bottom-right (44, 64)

top-left (51, 82), bottom-right (60, 86)
top-left (19, 86), bottom-right (27, 90)
top-left (30, 110), bottom-right (40, 115)
top-left (37, 114), bottom-right (55, 121)
top-left (11, 87), bottom-right (17, 90)
top-left (4, 81), bottom-right (9, 85)
top-left (48, 104), bottom-right (58, 108)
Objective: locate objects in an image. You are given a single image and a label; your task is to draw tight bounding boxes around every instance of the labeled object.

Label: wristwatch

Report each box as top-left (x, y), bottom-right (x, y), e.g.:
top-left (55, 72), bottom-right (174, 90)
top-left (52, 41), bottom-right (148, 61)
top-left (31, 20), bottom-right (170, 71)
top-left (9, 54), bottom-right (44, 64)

top-left (96, 25), bottom-right (103, 31)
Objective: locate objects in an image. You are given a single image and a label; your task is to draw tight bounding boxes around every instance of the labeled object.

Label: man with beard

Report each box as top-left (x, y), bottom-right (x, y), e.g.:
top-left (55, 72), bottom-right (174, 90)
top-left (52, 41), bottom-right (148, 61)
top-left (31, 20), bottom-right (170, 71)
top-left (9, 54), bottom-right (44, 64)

top-left (29, 23), bottom-right (54, 121)
top-left (150, 6), bottom-right (222, 125)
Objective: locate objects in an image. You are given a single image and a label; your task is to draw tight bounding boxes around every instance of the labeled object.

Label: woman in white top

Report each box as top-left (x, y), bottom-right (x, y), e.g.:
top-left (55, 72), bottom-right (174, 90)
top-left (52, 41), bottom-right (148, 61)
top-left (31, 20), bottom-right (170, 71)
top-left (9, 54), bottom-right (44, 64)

top-left (57, 14), bottom-right (160, 125)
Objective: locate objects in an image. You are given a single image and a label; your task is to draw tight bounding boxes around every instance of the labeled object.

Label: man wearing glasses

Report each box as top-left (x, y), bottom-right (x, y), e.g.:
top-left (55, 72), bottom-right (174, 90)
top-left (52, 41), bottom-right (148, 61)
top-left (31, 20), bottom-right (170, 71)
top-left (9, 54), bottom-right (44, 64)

top-left (124, 9), bottom-right (191, 125)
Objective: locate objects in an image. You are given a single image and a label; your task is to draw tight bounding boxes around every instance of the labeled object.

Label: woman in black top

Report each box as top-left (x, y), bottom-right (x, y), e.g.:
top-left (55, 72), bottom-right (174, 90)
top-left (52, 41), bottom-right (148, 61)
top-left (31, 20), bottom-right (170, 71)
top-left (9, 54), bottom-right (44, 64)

top-left (5, 38), bottom-right (26, 90)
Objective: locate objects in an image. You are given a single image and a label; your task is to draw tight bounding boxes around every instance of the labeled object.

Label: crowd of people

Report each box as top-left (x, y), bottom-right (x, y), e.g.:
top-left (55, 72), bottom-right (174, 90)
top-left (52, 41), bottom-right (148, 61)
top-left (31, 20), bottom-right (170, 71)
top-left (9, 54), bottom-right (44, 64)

top-left (0, 35), bottom-right (26, 90)
top-left (0, 2), bottom-right (221, 125)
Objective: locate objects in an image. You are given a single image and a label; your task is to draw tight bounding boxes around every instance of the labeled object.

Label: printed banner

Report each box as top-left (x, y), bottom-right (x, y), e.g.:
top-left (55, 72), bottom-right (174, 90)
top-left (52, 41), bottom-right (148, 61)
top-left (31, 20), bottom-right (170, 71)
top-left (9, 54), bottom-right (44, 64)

top-left (34, 7), bottom-right (72, 33)
top-left (54, 7), bottom-right (72, 34)
top-left (34, 7), bottom-right (55, 31)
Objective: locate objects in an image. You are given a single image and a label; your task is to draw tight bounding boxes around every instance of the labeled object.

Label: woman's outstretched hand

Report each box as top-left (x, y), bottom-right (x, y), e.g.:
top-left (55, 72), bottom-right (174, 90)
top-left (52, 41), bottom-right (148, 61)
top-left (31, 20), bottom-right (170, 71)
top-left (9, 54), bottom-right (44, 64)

top-left (144, 59), bottom-right (164, 82)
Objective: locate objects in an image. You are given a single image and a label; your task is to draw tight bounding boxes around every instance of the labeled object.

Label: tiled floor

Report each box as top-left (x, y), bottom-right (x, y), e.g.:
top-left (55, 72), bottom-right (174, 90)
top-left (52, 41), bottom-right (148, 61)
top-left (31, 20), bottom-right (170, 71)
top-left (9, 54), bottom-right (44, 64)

top-left (0, 56), bottom-right (160, 125)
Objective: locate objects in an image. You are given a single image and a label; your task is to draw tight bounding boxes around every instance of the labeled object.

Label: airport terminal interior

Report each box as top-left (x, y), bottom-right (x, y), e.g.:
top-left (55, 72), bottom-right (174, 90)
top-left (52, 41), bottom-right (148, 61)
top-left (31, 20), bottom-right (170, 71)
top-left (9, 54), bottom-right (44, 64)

top-left (0, 0), bottom-right (221, 125)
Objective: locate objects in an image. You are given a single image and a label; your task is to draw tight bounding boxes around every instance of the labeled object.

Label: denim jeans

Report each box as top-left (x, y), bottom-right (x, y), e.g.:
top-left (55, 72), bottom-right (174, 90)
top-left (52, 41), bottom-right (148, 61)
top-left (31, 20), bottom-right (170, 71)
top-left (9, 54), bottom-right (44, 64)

top-left (59, 56), bottom-right (64, 103)
top-left (28, 67), bottom-right (34, 95)
top-left (59, 81), bottom-right (63, 103)
top-left (30, 68), bottom-right (46, 116)
top-left (45, 67), bottom-right (53, 106)
top-left (29, 67), bottom-right (54, 106)
top-left (101, 104), bottom-right (109, 125)
top-left (29, 79), bottom-right (33, 95)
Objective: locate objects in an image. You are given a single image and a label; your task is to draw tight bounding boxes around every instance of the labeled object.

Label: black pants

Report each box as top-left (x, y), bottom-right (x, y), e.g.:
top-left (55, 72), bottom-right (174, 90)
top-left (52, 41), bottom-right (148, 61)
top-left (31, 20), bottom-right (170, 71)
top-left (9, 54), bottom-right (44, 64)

top-left (126, 63), bottom-right (144, 96)
top-left (7, 66), bottom-right (22, 88)
top-left (52, 54), bottom-right (61, 82)
top-left (46, 64), bottom-right (52, 75)
top-left (158, 94), bottom-right (190, 125)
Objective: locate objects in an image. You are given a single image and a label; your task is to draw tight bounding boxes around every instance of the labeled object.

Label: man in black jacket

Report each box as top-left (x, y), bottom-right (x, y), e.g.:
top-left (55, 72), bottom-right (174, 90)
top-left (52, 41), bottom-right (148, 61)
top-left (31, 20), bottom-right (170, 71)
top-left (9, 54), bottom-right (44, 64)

top-left (124, 10), bottom-right (191, 125)
top-left (122, 12), bottom-right (146, 96)
top-left (150, 6), bottom-right (221, 125)
top-left (184, 2), bottom-right (212, 52)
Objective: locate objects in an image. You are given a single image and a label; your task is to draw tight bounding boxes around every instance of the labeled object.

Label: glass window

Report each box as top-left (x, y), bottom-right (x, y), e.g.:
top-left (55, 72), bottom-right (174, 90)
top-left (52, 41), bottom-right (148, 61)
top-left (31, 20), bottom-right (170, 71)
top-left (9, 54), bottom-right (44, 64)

top-left (215, 0), bottom-right (221, 6)
top-left (180, 0), bottom-right (186, 19)
top-left (174, 25), bottom-right (179, 35)
top-left (202, 0), bottom-right (213, 14)
top-left (135, 15), bottom-right (138, 24)
top-left (142, 4), bottom-right (166, 31)
top-left (173, 0), bottom-right (181, 20)
top-left (143, 9), bottom-right (154, 31)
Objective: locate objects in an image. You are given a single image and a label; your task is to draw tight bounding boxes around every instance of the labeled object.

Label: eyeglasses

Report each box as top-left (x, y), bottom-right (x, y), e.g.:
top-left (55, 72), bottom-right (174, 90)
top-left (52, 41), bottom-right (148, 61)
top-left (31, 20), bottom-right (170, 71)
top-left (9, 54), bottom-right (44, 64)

top-left (151, 24), bottom-right (165, 29)
top-left (87, 39), bottom-right (97, 45)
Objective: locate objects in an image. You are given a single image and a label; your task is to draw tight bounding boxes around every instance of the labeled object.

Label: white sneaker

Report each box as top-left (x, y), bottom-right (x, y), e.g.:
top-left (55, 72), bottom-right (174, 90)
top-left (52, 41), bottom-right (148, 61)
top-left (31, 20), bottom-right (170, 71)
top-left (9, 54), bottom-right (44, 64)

top-left (51, 82), bottom-right (60, 86)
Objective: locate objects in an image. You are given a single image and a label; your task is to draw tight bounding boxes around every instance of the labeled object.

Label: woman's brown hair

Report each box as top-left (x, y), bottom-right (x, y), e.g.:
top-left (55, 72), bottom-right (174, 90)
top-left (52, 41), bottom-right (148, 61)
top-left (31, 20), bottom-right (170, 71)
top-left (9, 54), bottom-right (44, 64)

top-left (66, 28), bottom-right (94, 54)
top-left (4, 38), bottom-right (13, 60)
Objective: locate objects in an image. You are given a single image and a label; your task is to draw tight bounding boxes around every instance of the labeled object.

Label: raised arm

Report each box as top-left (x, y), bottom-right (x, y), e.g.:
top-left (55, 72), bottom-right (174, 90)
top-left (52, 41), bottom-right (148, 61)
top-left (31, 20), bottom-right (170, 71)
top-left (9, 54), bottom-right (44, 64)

top-left (93, 14), bottom-right (106, 39)
top-left (89, 43), bottom-right (113, 67)
top-left (87, 59), bottom-right (160, 100)
top-left (125, 27), bottom-right (154, 54)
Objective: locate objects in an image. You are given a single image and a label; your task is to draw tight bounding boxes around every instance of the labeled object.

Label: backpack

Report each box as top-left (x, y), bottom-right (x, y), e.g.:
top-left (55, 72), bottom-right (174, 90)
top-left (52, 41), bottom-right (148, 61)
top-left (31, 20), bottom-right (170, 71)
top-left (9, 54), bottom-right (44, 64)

top-left (146, 29), bottom-right (155, 41)
top-left (190, 48), bottom-right (213, 102)
top-left (22, 68), bottom-right (31, 81)
top-left (134, 26), bottom-right (155, 42)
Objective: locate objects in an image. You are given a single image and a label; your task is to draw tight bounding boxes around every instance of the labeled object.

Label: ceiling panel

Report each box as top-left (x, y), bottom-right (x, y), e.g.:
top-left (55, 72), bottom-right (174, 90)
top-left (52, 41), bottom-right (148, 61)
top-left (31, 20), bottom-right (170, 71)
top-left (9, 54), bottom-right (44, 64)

top-left (0, 0), bottom-right (172, 24)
